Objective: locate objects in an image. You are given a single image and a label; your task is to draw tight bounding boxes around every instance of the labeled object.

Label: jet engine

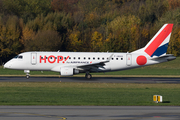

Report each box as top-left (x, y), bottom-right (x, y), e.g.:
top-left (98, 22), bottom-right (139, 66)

top-left (60, 67), bottom-right (79, 76)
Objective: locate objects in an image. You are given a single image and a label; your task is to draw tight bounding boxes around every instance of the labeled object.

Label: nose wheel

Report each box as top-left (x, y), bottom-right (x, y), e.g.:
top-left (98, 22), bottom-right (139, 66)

top-left (26, 74), bottom-right (30, 79)
top-left (24, 70), bottom-right (30, 79)
top-left (85, 73), bottom-right (92, 79)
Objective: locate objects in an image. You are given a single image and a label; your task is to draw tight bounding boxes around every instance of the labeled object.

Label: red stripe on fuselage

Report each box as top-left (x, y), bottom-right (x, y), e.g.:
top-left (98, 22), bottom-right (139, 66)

top-left (145, 24), bottom-right (173, 56)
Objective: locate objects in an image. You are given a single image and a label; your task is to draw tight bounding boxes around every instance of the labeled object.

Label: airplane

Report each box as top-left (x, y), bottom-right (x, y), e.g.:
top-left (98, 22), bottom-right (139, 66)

top-left (4, 24), bottom-right (176, 79)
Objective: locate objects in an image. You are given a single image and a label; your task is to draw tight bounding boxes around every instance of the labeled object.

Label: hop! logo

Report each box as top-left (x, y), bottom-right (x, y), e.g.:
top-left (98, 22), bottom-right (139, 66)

top-left (40, 55), bottom-right (69, 64)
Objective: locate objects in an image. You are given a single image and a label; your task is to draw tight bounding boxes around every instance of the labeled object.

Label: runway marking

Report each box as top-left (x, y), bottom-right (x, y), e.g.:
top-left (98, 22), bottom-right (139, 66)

top-left (0, 112), bottom-right (67, 119)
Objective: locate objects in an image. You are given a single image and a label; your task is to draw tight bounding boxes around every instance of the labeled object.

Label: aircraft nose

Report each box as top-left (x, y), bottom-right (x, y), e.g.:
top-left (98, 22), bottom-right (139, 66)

top-left (4, 62), bottom-right (11, 69)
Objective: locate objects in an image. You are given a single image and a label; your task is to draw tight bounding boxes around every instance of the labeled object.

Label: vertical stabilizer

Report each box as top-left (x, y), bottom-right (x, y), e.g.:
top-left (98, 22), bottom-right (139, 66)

top-left (132, 24), bottom-right (173, 57)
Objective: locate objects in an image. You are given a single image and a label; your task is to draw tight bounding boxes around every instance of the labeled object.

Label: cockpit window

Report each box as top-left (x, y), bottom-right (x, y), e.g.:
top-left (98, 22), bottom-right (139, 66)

top-left (14, 55), bottom-right (23, 59)
top-left (14, 55), bottom-right (19, 59)
top-left (14, 55), bottom-right (18, 59)
top-left (18, 56), bottom-right (23, 59)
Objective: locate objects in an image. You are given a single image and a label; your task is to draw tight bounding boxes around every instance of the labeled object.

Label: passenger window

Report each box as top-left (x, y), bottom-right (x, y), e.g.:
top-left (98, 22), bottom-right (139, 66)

top-left (102, 58), bottom-right (104, 60)
top-left (88, 57), bottom-right (90, 60)
top-left (74, 57), bottom-right (76, 59)
top-left (116, 58), bottom-right (118, 60)
top-left (69, 57), bottom-right (71, 59)
top-left (84, 57), bottom-right (86, 60)
top-left (93, 57), bottom-right (95, 60)
top-left (64, 57), bottom-right (66, 60)
top-left (121, 58), bottom-right (123, 60)
top-left (112, 58), bottom-right (114, 60)
top-left (98, 57), bottom-right (100, 60)
top-left (78, 57), bottom-right (80, 60)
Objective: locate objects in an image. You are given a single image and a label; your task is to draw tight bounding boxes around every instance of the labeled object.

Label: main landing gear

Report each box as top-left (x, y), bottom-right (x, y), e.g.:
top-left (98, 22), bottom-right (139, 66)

top-left (24, 70), bottom-right (30, 79)
top-left (85, 72), bottom-right (92, 79)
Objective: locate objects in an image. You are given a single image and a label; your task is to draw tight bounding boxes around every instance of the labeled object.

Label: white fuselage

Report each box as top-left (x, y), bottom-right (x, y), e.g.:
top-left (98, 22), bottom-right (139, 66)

top-left (4, 51), bottom-right (169, 74)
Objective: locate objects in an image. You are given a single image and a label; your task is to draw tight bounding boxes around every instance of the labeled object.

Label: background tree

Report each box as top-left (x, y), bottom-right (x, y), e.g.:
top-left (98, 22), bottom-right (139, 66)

top-left (107, 15), bottom-right (141, 52)
top-left (0, 0), bottom-right (180, 63)
top-left (51, 0), bottom-right (79, 14)
top-left (24, 30), bottom-right (62, 51)
top-left (68, 28), bottom-right (83, 52)
top-left (0, 15), bottom-right (23, 64)
top-left (22, 12), bottom-right (74, 51)
top-left (91, 31), bottom-right (103, 52)
top-left (2, 0), bottom-right (52, 23)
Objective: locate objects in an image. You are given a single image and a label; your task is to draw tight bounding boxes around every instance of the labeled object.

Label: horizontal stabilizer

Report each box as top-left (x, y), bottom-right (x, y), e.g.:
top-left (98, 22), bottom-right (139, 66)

top-left (150, 54), bottom-right (176, 61)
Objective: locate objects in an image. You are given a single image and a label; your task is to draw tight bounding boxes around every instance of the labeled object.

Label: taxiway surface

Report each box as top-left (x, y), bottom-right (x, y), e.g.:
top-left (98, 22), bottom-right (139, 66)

top-left (0, 76), bottom-right (180, 83)
top-left (0, 106), bottom-right (180, 120)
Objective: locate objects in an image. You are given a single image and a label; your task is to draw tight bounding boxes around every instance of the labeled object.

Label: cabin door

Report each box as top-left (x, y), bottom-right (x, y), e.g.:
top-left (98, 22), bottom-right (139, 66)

top-left (126, 54), bottom-right (132, 66)
top-left (31, 53), bottom-right (37, 65)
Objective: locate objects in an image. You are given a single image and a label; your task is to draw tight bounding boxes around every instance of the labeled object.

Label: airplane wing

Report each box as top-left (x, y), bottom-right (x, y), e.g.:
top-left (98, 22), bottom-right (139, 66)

top-left (76, 54), bottom-right (113, 71)
top-left (51, 54), bottom-right (113, 72)
top-left (77, 54), bottom-right (113, 67)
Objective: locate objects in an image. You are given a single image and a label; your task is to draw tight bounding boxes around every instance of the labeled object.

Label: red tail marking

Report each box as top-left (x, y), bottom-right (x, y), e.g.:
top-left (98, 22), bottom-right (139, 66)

top-left (145, 24), bottom-right (173, 56)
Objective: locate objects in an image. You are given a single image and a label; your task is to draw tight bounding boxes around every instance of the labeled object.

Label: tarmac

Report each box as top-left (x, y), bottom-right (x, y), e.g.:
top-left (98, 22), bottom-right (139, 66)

top-left (0, 106), bottom-right (180, 120)
top-left (1, 76), bottom-right (180, 83)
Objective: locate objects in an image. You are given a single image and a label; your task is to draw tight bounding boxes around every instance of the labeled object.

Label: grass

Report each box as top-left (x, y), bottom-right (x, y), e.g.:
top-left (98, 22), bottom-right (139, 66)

top-left (0, 82), bottom-right (180, 105)
top-left (1, 57), bottom-right (180, 76)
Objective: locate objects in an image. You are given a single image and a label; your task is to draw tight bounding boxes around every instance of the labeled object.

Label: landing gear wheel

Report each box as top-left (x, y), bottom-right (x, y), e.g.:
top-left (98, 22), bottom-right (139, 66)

top-left (87, 74), bottom-right (92, 79)
top-left (26, 75), bottom-right (30, 79)
top-left (85, 73), bottom-right (92, 79)
top-left (24, 70), bottom-right (30, 79)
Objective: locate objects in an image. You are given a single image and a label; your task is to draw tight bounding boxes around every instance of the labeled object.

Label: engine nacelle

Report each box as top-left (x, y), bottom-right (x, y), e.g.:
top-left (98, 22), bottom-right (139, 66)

top-left (60, 67), bottom-right (73, 76)
top-left (60, 67), bottom-right (79, 76)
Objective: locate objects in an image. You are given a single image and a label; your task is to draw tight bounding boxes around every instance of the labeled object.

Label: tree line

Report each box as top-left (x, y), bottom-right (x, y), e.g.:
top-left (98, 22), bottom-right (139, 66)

top-left (0, 0), bottom-right (180, 63)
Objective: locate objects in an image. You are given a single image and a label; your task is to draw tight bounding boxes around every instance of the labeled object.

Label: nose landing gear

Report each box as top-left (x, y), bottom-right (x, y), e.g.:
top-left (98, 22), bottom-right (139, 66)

top-left (26, 74), bottom-right (30, 79)
top-left (24, 70), bottom-right (30, 79)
